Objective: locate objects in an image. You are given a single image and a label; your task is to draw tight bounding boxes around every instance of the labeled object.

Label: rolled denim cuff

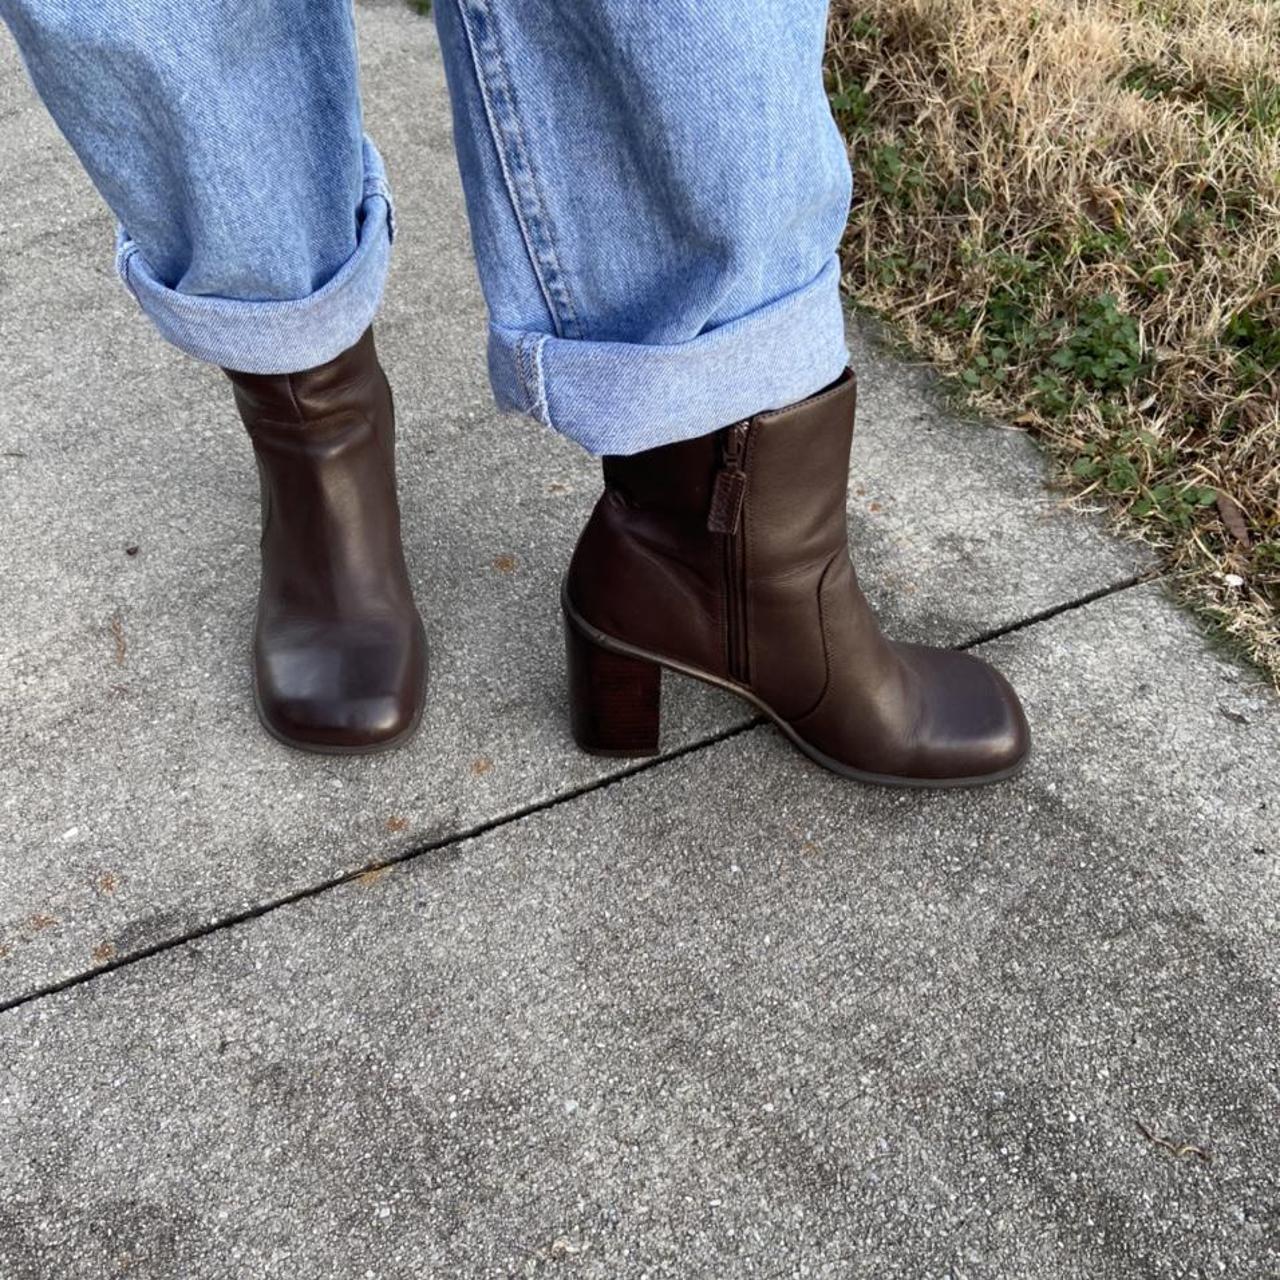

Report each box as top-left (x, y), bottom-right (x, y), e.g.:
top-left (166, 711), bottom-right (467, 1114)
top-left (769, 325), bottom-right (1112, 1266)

top-left (114, 137), bottom-right (394, 374)
top-left (487, 256), bottom-right (850, 456)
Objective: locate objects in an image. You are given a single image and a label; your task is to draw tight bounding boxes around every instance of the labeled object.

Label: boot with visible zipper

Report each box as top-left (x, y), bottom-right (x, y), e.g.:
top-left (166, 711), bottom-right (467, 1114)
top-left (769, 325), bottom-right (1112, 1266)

top-left (563, 368), bottom-right (1030, 786)
top-left (224, 328), bottom-right (427, 753)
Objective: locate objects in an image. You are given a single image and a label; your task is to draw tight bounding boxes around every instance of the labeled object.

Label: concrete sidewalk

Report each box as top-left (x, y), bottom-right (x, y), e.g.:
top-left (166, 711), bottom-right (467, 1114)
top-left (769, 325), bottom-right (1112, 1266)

top-left (2, 6), bottom-right (1277, 1276)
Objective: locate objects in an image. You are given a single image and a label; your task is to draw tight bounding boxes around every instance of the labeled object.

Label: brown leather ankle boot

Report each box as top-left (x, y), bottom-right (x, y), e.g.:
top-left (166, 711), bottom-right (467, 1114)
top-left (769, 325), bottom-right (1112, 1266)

top-left (563, 369), bottom-right (1030, 786)
top-left (223, 328), bottom-right (427, 754)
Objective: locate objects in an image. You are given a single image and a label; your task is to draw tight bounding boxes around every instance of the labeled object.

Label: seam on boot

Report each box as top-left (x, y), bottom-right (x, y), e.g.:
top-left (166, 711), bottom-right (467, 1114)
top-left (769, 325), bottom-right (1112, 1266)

top-left (785, 548), bottom-right (842, 726)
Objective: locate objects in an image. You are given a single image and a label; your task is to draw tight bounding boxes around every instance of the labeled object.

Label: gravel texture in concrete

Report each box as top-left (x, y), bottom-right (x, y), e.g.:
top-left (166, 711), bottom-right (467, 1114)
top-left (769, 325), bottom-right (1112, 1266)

top-left (1, 585), bottom-right (1276, 1279)
top-left (0, 6), bottom-right (1148, 1003)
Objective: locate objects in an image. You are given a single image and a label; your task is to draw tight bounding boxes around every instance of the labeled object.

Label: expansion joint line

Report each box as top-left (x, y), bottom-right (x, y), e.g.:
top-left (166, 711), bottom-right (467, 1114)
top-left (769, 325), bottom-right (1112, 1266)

top-left (0, 571), bottom-right (1158, 1017)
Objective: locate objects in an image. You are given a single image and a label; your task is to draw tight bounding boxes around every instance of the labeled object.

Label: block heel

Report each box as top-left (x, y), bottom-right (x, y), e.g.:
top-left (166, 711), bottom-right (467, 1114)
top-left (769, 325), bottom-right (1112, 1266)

top-left (564, 612), bottom-right (661, 757)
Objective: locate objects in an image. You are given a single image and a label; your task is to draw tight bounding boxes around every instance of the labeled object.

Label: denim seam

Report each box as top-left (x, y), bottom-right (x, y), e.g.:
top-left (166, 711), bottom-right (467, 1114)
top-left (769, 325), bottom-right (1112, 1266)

top-left (452, 0), bottom-right (581, 341)
top-left (513, 334), bottom-right (533, 417)
top-left (513, 332), bottom-right (550, 426)
top-left (489, 30), bottom-right (579, 337)
top-left (530, 333), bottom-right (551, 427)
top-left (361, 137), bottom-right (396, 241)
top-left (365, 180), bottom-right (396, 242)
top-left (115, 239), bottom-right (141, 302)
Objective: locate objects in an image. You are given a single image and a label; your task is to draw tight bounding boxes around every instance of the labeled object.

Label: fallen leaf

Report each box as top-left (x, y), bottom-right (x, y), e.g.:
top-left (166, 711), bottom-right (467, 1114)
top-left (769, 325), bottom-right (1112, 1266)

top-left (384, 816), bottom-right (409, 833)
top-left (1215, 491), bottom-right (1251, 549)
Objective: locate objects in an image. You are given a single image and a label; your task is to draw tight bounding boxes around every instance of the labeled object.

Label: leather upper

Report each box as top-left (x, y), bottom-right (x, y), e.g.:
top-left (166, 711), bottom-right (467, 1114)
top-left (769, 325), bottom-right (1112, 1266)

top-left (568, 369), bottom-right (1030, 782)
top-left (224, 328), bottom-right (427, 752)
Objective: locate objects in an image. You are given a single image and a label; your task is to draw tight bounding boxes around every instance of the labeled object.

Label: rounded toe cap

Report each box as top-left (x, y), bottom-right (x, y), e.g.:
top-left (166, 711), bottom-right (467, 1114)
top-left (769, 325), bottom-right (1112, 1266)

top-left (255, 621), bottom-right (427, 754)
top-left (905, 646), bottom-right (1031, 783)
top-left (262, 691), bottom-right (421, 753)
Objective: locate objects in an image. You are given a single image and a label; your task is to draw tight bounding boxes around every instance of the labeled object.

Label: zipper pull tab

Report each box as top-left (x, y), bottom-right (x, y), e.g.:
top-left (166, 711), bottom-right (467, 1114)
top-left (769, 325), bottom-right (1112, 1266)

top-left (707, 422), bottom-right (749, 534)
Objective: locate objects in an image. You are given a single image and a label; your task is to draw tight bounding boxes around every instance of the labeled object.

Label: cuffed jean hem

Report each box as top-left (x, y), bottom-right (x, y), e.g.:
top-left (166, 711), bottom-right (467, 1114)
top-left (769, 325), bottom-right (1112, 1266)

top-left (487, 256), bottom-right (850, 456)
top-left (113, 137), bottom-right (395, 374)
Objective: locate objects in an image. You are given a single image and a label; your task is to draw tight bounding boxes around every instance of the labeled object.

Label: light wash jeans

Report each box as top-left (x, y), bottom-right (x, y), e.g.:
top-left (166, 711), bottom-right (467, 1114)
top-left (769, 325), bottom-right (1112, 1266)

top-left (2, 1), bottom-right (852, 455)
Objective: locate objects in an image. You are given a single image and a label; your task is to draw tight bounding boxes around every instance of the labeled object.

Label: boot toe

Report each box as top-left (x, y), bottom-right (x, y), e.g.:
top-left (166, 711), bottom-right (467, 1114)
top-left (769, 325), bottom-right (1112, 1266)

top-left (902, 645), bottom-right (1030, 782)
top-left (255, 620), bottom-right (427, 753)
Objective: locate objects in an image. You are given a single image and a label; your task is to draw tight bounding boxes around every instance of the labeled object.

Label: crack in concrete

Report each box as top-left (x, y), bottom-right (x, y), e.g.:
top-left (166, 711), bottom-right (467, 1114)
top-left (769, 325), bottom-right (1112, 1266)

top-left (0, 570), bottom-right (1158, 1017)
top-left (956, 570), bottom-right (1160, 648)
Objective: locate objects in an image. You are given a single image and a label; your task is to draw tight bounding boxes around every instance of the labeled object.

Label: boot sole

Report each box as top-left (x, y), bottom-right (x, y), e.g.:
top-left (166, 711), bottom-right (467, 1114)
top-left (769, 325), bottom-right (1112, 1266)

top-left (562, 583), bottom-right (1028, 790)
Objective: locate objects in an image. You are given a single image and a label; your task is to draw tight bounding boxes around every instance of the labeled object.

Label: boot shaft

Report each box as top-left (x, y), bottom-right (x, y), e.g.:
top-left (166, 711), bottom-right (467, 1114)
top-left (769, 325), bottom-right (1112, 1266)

top-left (224, 328), bottom-right (387, 428)
top-left (223, 328), bottom-right (409, 619)
top-left (736, 369), bottom-right (856, 577)
top-left (600, 369), bottom-right (856, 571)
top-left (569, 369), bottom-right (858, 688)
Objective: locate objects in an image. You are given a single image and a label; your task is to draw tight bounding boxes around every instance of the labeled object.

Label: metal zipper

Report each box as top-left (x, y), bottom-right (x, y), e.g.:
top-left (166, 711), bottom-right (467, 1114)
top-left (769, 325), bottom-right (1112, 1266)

top-left (707, 421), bottom-right (751, 682)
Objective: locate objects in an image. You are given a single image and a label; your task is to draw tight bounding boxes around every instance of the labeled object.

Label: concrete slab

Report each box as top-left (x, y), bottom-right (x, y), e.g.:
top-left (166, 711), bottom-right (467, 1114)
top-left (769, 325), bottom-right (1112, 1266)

top-left (1, 583), bottom-right (1275, 1278)
top-left (0, 4), bottom-right (1148, 1004)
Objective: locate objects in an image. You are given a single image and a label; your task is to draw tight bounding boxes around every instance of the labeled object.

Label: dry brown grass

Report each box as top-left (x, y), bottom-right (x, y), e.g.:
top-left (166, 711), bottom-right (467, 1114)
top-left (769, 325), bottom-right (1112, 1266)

top-left (826, 0), bottom-right (1279, 681)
